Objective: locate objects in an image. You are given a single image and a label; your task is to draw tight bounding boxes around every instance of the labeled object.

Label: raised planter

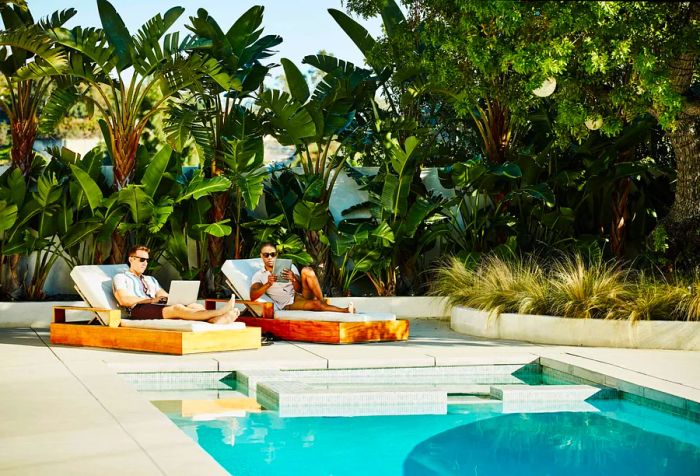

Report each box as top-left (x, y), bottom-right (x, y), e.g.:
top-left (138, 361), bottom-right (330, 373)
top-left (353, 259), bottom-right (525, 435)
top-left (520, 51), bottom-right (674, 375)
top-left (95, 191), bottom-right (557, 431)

top-left (0, 296), bottom-right (451, 328)
top-left (451, 306), bottom-right (700, 351)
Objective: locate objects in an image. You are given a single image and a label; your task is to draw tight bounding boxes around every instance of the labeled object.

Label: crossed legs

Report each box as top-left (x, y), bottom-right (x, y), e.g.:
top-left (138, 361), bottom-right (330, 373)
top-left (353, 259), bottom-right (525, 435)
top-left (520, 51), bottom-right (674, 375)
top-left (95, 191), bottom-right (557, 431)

top-left (162, 298), bottom-right (240, 323)
top-left (285, 267), bottom-right (353, 313)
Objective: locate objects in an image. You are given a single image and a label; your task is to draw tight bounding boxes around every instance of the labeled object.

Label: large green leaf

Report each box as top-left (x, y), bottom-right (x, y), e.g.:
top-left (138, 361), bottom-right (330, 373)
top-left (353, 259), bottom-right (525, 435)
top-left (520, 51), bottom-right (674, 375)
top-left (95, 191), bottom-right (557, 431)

top-left (6, 168), bottom-right (26, 205)
top-left (118, 185), bottom-right (153, 223)
top-left (293, 200), bottom-right (328, 231)
top-left (236, 166), bottom-right (267, 210)
top-left (193, 219), bottom-right (232, 238)
top-left (141, 146), bottom-right (172, 197)
top-left (258, 89), bottom-right (316, 145)
top-left (147, 197), bottom-right (174, 233)
top-left (381, 0), bottom-right (405, 38)
top-left (281, 58), bottom-right (309, 104)
top-left (328, 9), bottom-right (377, 66)
top-left (397, 197), bottom-right (440, 240)
top-left (0, 201), bottom-right (18, 233)
top-left (33, 174), bottom-right (61, 208)
top-left (69, 164), bottom-right (103, 212)
top-left (97, 0), bottom-right (132, 71)
top-left (61, 220), bottom-right (102, 250)
top-left (177, 171), bottom-right (231, 202)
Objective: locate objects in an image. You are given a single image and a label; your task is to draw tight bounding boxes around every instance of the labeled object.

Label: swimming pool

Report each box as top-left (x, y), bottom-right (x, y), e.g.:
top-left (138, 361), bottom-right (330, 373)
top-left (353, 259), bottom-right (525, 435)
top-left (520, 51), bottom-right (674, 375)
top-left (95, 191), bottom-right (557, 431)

top-left (161, 400), bottom-right (700, 476)
top-left (135, 366), bottom-right (700, 476)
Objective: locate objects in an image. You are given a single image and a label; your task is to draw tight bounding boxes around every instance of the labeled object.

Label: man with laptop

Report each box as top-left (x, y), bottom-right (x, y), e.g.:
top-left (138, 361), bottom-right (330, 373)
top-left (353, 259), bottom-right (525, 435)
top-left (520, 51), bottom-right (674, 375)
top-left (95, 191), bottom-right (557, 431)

top-left (113, 245), bottom-right (239, 323)
top-left (250, 242), bottom-right (354, 313)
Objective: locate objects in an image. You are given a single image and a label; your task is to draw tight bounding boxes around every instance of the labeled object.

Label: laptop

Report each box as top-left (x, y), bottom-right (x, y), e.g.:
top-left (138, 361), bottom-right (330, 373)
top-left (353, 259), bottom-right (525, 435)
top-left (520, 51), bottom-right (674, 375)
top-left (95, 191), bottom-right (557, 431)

top-left (166, 280), bottom-right (201, 306)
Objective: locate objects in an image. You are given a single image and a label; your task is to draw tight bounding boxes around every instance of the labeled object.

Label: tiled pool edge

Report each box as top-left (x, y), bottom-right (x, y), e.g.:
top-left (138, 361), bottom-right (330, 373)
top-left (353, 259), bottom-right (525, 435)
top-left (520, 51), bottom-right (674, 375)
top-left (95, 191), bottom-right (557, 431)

top-left (539, 355), bottom-right (700, 422)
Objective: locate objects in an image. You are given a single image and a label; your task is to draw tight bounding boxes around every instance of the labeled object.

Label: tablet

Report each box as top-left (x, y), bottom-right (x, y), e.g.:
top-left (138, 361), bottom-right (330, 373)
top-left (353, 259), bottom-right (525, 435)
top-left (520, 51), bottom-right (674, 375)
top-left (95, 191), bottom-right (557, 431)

top-left (272, 259), bottom-right (293, 283)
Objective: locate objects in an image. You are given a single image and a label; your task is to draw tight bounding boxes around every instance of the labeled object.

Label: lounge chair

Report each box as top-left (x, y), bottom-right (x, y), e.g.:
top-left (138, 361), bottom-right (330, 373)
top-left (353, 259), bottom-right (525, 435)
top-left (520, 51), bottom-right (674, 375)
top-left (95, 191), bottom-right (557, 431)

top-left (50, 264), bottom-right (261, 354)
top-left (204, 259), bottom-right (410, 344)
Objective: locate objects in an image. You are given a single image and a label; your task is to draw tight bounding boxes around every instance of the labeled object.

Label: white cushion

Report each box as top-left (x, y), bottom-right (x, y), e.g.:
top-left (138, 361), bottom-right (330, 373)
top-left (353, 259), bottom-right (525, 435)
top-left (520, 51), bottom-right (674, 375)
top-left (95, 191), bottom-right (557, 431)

top-left (120, 319), bottom-right (245, 332)
top-left (274, 310), bottom-right (396, 322)
top-left (70, 264), bottom-right (128, 325)
top-left (221, 259), bottom-right (272, 303)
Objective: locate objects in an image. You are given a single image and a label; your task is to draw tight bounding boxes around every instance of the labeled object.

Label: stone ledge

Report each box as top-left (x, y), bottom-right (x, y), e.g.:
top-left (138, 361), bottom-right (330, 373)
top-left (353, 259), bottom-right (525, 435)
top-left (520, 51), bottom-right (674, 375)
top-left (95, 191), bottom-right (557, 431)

top-left (451, 306), bottom-right (700, 351)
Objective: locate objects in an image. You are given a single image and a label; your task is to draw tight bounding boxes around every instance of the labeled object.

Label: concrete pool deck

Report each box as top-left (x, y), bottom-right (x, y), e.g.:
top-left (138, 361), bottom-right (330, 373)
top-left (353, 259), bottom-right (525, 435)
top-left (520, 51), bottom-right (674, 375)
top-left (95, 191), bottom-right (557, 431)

top-left (1, 319), bottom-right (699, 475)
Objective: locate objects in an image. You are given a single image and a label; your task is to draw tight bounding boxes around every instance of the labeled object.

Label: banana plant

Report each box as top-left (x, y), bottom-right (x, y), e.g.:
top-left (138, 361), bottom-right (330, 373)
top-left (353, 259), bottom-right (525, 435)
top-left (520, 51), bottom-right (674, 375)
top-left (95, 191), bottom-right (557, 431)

top-left (164, 6), bottom-right (279, 290)
top-left (258, 55), bottom-right (379, 288)
top-left (340, 130), bottom-right (445, 296)
top-left (0, 162), bottom-right (67, 299)
top-left (22, 0), bottom-right (223, 190)
top-left (67, 144), bottom-right (232, 278)
top-left (0, 2), bottom-right (75, 175)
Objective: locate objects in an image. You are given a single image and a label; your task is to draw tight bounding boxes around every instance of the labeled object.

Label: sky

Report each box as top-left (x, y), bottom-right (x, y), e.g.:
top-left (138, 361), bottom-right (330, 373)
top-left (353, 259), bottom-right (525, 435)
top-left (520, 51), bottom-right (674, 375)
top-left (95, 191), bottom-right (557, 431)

top-left (28, 0), bottom-right (383, 70)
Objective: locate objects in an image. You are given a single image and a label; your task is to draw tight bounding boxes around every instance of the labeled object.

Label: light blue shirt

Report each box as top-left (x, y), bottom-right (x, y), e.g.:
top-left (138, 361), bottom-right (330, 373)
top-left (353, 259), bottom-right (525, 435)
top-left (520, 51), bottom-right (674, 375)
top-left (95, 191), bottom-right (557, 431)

top-left (112, 271), bottom-right (162, 299)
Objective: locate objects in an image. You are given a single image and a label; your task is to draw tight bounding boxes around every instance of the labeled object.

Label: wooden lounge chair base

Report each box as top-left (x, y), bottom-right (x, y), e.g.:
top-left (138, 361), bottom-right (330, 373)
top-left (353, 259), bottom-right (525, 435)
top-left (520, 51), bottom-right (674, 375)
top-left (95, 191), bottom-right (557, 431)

top-left (237, 316), bottom-right (410, 344)
top-left (50, 321), bottom-right (262, 355)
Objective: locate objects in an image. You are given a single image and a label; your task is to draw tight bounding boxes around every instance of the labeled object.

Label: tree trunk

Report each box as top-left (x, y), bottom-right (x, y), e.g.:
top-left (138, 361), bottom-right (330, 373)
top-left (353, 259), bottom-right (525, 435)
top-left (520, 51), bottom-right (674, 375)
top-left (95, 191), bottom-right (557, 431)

top-left (658, 3), bottom-right (700, 266)
top-left (11, 116), bottom-right (37, 176)
top-left (665, 118), bottom-right (700, 224)
top-left (205, 192), bottom-right (229, 296)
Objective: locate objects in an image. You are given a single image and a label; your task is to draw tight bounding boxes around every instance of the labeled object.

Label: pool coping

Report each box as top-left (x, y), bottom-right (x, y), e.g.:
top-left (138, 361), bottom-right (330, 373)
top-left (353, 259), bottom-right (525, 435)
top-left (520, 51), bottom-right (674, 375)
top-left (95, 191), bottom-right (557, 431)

top-left (1, 323), bottom-right (698, 475)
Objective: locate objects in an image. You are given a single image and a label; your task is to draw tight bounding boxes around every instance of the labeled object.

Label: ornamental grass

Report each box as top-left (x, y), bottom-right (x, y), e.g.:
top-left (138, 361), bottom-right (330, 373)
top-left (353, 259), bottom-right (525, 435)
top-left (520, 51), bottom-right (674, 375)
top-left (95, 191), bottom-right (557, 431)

top-left (431, 254), bottom-right (700, 321)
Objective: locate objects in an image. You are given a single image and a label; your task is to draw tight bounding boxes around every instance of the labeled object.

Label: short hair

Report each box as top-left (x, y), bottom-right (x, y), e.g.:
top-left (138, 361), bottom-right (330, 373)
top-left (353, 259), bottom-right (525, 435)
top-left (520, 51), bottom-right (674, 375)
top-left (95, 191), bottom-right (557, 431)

top-left (128, 245), bottom-right (150, 256)
top-left (259, 242), bottom-right (277, 253)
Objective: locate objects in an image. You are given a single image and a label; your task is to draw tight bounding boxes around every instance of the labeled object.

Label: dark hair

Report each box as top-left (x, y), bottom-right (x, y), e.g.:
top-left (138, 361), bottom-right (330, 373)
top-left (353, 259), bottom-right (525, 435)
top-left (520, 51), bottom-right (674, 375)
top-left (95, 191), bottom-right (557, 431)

top-left (128, 245), bottom-right (150, 257)
top-left (259, 242), bottom-right (277, 253)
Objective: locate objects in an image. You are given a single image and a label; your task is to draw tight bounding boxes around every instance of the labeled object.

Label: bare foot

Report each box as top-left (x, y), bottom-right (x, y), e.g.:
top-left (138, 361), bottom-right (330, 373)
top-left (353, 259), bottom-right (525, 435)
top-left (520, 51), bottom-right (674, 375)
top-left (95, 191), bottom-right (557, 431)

top-left (220, 295), bottom-right (236, 313)
top-left (209, 310), bottom-right (239, 324)
top-left (347, 302), bottom-right (355, 314)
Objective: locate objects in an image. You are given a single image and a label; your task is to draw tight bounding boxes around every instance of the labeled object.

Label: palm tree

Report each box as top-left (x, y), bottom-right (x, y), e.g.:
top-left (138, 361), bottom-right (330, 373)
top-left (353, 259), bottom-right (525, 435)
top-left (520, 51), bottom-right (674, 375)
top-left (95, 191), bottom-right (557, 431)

top-left (0, 1), bottom-right (75, 175)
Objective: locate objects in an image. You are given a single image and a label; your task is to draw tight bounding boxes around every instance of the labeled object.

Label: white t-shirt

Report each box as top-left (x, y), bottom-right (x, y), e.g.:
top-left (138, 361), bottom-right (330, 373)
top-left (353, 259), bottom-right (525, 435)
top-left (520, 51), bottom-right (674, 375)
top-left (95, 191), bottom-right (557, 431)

top-left (251, 264), bottom-right (299, 310)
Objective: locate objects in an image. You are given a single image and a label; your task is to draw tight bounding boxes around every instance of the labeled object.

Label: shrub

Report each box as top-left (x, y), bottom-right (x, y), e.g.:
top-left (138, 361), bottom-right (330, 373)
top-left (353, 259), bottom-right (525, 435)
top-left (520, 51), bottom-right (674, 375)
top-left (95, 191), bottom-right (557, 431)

top-left (431, 253), bottom-right (699, 321)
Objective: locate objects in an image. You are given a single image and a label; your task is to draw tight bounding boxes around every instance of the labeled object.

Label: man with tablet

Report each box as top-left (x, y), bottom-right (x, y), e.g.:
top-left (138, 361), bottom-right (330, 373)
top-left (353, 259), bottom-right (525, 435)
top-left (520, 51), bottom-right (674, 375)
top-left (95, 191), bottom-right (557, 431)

top-left (113, 245), bottom-right (239, 323)
top-left (250, 242), bottom-right (354, 313)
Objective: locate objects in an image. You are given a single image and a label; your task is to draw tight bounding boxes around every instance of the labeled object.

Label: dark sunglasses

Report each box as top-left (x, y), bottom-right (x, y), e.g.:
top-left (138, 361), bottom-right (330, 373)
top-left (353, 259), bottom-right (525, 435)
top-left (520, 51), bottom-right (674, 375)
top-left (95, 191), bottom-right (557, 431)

top-left (261, 252), bottom-right (277, 258)
top-left (130, 256), bottom-right (150, 263)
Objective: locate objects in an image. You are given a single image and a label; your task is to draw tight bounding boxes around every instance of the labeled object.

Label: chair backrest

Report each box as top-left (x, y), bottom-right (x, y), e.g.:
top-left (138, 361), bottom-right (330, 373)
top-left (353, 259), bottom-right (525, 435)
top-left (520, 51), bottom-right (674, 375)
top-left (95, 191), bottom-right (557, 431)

top-left (70, 264), bottom-right (129, 325)
top-left (221, 259), bottom-right (271, 303)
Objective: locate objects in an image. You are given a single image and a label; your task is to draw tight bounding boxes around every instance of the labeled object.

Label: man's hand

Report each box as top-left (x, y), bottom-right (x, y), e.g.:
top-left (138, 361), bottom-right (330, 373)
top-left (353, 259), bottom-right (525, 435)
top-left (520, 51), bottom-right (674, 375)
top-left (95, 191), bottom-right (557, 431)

top-left (266, 273), bottom-right (278, 286)
top-left (281, 269), bottom-right (295, 283)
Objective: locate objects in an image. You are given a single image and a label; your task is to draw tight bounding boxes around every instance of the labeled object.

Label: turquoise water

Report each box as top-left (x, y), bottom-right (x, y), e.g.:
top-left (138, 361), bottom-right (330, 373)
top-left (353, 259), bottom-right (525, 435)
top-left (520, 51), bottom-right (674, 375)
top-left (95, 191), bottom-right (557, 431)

top-left (165, 400), bottom-right (700, 476)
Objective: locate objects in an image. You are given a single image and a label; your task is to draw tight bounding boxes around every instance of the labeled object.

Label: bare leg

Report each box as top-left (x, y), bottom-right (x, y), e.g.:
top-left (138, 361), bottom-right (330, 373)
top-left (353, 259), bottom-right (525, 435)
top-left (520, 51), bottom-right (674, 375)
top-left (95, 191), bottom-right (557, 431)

top-left (286, 295), bottom-right (351, 313)
top-left (208, 309), bottom-right (240, 324)
top-left (163, 298), bottom-right (235, 321)
top-left (300, 267), bottom-right (324, 300)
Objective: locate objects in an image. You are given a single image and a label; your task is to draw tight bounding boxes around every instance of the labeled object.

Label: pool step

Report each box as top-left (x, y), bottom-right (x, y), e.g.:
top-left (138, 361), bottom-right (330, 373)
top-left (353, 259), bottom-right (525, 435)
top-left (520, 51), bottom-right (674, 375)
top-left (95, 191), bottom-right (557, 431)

top-left (258, 381), bottom-right (447, 417)
top-left (238, 364), bottom-right (540, 395)
top-left (490, 384), bottom-right (619, 402)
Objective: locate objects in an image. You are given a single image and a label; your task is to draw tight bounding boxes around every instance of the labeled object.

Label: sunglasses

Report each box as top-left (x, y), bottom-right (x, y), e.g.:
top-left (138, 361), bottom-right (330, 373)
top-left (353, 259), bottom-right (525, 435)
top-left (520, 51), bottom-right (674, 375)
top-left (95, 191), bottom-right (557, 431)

top-left (130, 256), bottom-right (150, 263)
top-left (261, 252), bottom-right (277, 258)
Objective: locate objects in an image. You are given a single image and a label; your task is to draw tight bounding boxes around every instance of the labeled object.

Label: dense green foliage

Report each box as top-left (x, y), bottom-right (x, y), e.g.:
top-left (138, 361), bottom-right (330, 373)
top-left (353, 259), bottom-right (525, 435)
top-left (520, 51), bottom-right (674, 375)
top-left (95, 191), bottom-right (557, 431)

top-left (0, 0), bottom-right (697, 306)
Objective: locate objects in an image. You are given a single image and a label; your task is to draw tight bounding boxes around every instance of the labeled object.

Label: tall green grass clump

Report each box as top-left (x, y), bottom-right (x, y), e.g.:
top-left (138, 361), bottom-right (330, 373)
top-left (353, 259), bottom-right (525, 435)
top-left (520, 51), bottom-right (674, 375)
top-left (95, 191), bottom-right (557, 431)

top-left (431, 255), bottom-right (549, 317)
top-left (624, 271), bottom-right (700, 322)
top-left (547, 254), bottom-right (629, 319)
top-left (432, 253), bottom-right (700, 321)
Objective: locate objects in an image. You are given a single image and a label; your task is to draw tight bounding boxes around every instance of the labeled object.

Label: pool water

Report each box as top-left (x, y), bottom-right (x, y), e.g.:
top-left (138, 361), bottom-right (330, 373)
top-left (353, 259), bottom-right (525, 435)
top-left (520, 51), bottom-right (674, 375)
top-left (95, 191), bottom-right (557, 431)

top-left (163, 400), bottom-right (700, 476)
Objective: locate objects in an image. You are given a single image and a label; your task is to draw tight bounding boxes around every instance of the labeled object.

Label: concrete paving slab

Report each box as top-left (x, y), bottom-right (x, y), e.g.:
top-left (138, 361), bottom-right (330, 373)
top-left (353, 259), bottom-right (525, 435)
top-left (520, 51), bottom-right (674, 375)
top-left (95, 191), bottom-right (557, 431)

top-left (1, 319), bottom-right (699, 475)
